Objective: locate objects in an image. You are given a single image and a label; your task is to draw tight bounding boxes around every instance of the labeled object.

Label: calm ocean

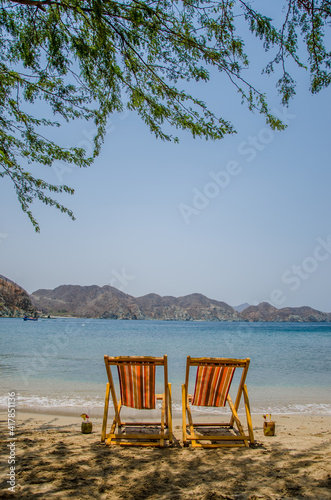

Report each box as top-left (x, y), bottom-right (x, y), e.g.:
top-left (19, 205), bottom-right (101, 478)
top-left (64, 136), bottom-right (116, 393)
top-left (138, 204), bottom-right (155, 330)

top-left (1, 318), bottom-right (330, 416)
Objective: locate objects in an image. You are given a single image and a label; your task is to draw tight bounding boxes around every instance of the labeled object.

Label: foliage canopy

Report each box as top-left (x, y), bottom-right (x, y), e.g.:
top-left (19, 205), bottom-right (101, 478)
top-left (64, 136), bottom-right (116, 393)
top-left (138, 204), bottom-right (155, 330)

top-left (1, 0), bottom-right (330, 230)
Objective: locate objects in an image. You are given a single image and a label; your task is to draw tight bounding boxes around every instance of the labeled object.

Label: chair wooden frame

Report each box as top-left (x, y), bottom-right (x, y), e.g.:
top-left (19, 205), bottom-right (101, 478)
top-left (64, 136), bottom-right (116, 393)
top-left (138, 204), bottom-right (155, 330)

top-left (101, 355), bottom-right (173, 447)
top-left (182, 357), bottom-right (254, 448)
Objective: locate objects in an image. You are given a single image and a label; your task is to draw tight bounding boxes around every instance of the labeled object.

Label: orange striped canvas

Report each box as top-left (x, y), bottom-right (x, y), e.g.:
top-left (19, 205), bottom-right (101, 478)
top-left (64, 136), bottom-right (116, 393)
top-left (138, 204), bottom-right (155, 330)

top-left (192, 365), bottom-right (235, 407)
top-left (118, 363), bottom-right (156, 409)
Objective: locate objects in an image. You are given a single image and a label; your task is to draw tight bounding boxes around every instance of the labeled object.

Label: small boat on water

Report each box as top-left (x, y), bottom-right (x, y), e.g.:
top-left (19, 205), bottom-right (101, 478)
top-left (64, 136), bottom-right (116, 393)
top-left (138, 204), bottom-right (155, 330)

top-left (23, 316), bottom-right (38, 321)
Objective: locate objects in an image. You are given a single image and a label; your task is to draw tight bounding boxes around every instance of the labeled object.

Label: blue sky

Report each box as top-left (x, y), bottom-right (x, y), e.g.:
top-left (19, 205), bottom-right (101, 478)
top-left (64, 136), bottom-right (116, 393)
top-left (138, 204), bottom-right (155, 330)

top-left (1, 4), bottom-right (331, 312)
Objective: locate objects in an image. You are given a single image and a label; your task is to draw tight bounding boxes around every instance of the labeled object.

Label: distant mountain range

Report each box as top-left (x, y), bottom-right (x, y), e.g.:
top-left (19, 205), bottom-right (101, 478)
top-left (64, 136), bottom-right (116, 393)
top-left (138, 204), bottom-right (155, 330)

top-left (29, 283), bottom-right (331, 322)
top-left (30, 285), bottom-right (238, 321)
top-left (233, 303), bottom-right (250, 313)
top-left (1, 274), bottom-right (330, 321)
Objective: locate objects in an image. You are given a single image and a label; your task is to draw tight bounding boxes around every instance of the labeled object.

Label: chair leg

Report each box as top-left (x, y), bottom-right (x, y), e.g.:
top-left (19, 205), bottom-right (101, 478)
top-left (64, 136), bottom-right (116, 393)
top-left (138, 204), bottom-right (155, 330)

top-left (160, 395), bottom-right (165, 447)
top-left (243, 384), bottom-right (254, 444)
top-left (181, 384), bottom-right (188, 446)
top-left (101, 383), bottom-right (110, 442)
top-left (227, 395), bottom-right (249, 448)
top-left (186, 404), bottom-right (197, 447)
top-left (107, 401), bottom-right (122, 446)
top-left (168, 383), bottom-right (173, 444)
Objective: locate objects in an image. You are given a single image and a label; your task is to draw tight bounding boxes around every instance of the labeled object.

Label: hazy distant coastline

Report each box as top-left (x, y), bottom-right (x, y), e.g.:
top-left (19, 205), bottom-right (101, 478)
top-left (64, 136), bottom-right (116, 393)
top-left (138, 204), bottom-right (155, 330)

top-left (1, 275), bottom-right (330, 322)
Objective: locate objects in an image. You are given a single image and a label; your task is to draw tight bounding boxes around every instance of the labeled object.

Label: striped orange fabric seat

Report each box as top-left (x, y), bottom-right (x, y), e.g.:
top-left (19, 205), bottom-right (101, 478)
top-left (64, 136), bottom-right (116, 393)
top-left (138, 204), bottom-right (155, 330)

top-left (118, 363), bottom-right (156, 409)
top-left (192, 365), bottom-right (235, 407)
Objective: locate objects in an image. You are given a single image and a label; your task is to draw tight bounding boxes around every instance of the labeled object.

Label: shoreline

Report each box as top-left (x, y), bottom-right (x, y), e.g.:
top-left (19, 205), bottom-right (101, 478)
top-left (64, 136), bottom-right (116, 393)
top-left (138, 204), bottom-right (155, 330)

top-left (1, 382), bottom-right (331, 419)
top-left (2, 316), bottom-right (331, 322)
top-left (0, 410), bottom-right (330, 498)
top-left (1, 383), bottom-right (330, 418)
top-left (2, 405), bottom-right (331, 419)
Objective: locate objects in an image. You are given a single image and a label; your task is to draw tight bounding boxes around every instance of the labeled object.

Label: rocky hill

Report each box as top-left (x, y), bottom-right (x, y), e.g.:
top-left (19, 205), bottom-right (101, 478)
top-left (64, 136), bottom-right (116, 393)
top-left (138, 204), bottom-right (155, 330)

top-left (135, 293), bottom-right (238, 321)
top-left (240, 302), bottom-right (331, 322)
top-left (31, 285), bottom-right (240, 320)
top-left (0, 275), bottom-right (36, 318)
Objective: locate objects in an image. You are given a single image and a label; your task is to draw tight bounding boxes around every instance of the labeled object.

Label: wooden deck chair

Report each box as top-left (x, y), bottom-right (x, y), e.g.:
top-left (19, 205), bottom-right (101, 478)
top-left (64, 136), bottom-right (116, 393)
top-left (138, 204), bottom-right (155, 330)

top-left (101, 355), bottom-right (173, 447)
top-left (182, 357), bottom-right (254, 448)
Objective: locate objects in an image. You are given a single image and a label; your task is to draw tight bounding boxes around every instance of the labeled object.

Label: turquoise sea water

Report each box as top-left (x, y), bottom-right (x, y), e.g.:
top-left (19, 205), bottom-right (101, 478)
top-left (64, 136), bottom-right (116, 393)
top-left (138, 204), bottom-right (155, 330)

top-left (1, 318), bottom-right (330, 416)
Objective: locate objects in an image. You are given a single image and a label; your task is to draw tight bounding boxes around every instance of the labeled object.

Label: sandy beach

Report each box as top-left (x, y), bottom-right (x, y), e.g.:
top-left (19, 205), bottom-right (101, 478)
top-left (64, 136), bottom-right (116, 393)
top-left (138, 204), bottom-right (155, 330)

top-left (1, 410), bottom-right (331, 499)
